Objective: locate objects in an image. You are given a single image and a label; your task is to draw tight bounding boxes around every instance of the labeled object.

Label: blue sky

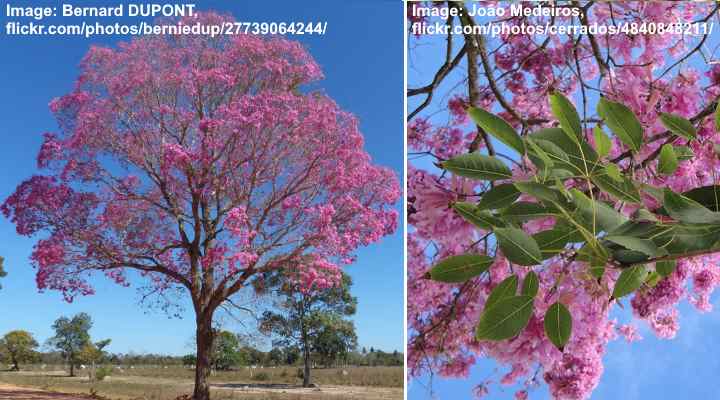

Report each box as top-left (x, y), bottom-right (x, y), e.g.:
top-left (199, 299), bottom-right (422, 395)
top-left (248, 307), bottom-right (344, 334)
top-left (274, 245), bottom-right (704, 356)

top-left (0, 0), bottom-right (403, 356)
top-left (407, 7), bottom-right (720, 400)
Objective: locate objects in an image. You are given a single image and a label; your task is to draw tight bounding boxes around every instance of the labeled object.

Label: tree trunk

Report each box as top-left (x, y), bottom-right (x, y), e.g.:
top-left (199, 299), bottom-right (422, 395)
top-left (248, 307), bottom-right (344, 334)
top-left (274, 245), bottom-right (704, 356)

top-left (10, 356), bottom-right (19, 371)
top-left (302, 342), bottom-right (311, 387)
top-left (299, 298), bottom-right (311, 388)
top-left (193, 312), bottom-right (214, 400)
top-left (69, 360), bottom-right (75, 377)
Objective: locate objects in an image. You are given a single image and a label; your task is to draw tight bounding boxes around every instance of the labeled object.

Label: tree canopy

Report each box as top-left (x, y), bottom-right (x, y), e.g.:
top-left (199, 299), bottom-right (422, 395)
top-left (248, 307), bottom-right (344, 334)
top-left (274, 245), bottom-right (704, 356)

top-left (48, 312), bottom-right (92, 377)
top-left (407, 2), bottom-right (720, 399)
top-left (0, 330), bottom-right (38, 371)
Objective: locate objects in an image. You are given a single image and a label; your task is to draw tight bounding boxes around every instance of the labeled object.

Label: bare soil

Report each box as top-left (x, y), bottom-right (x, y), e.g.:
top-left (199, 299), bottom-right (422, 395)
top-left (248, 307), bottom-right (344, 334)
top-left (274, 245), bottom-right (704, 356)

top-left (0, 384), bottom-right (95, 400)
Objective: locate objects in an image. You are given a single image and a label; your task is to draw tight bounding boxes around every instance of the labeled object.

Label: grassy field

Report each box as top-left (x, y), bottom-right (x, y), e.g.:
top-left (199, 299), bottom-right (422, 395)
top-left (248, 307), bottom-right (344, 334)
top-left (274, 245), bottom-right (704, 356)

top-left (0, 365), bottom-right (403, 400)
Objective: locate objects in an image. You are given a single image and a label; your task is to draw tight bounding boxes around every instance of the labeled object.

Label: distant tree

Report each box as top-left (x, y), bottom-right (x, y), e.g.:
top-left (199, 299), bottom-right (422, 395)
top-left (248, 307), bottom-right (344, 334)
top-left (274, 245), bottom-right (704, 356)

top-left (241, 346), bottom-right (265, 366)
top-left (0, 330), bottom-right (38, 371)
top-left (182, 354), bottom-right (197, 367)
top-left (260, 271), bottom-right (356, 387)
top-left (284, 347), bottom-right (300, 366)
top-left (78, 339), bottom-right (111, 381)
top-left (0, 256), bottom-right (6, 289)
top-left (47, 313), bottom-right (92, 377)
top-left (366, 349), bottom-right (403, 367)
top-left (211, 330), bottom-right (242, 371)
top-left (38, 350), bottom-right (65, 365)
top-left (267, 348), bottom-right (283, 366)
top-left (312, 316), bottom-right (357, 367)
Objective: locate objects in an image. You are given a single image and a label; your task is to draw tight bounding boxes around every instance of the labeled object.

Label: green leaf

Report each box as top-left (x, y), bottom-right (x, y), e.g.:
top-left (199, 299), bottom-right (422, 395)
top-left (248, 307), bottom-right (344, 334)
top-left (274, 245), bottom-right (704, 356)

top-left (468, 107), bottom-right (525, 154)
top-left (612, 265), bottom-right (647, 299)
top-left (476, 295), bottom-right (534, 341)
top-left (605, 164), bottom-right (622, 182)
top-left (604, 235), bottom-right (668, 258)
top-left (645, 270), bottom-right (662, 287)
top-left (526, 138), bottom-right (571, 182)
top-left (533, 227), bottom-right (580, 259)
top-left (674, 146), bottom-right (694, 161)
top-left (613, 249), bottom-right (653, 265)
top-left (589, 263), bottom-right (605, 279)
top-left (452, 202), bottom-right (505, 230)
top-left (501, 202), bottom-right (556, 222)
top-left (485, 275), bottom-right (519, 310)
top-left (429, 254), bottom-right (494, 283)
top-left (659, 113), bottom-right (696, 139)
top-left (478, 184), bottom-right (521, 210)
top-left (531, 128), bottom-right (599, 176)
top-left (514, 181), bottom-right (562, 203)
top-left (633, 208), bottom-right (659, 222)
top-left (591, 173), bottom-right (642, 203)
top-left (715, 101), bottom-right (720, 132)
top-left (495, 227), bottom-right (543, 266)
top-left (544, 302), bottom-right (572, 351)
top-left (548, 169), bottom-right (575, 180)
top-left (593, 126), bottom-right (612, 158)
top-left (653, 224), bottom-right (720, 256)
top-left (549, 92), bottom-right (582, 142)
top-left (525, 138), bottom-right (553, 180)
top-left (663, 189), bottom-right (720, 224)
top-left (522, 271), bottom-right (540, 297)
top-left (681, 185), bottom-right (720, 212)
top-left (658, 144), bottom-right (679, 175)
top-left (608, 220), bottom-right (662, 237)
top-left (656, 260), bottom-right (677, 277)
top-left (570, 189), bottom-right (627, 233)
top-left (441, 153), bottom-right (512, 181)
top-left (597, 98), bottom-right (643, 152)
top-left (640, 184), bottom-right (664, 202)
top-left (529, 138), bottom-right (570, 163)
top-left (576, 241), bottom-right (610, 265)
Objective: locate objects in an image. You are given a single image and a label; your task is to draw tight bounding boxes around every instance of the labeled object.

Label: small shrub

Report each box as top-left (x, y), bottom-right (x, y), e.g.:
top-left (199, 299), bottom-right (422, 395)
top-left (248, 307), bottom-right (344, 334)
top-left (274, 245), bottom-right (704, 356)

top-left (296, 368), bottom-right (304, 379)
top-left (95, 366), bottom-right (112, 381)
top-left (253, 372), bottom-right (270, 381)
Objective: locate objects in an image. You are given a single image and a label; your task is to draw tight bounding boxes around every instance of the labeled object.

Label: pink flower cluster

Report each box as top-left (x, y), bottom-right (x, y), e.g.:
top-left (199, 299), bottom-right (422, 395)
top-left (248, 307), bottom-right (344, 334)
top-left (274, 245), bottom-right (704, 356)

top-left (285, 255), bottom-right (343, 295)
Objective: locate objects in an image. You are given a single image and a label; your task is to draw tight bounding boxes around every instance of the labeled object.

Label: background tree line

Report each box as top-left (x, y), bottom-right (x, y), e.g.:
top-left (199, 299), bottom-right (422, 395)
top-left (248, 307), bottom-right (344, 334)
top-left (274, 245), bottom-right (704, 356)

top-left (0, 314), bottom-right (402, 375)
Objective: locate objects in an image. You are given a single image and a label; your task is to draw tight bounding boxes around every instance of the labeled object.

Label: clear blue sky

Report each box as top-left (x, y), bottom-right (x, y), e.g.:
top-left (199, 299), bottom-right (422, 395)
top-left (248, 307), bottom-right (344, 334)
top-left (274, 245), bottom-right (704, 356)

top-left (0, 0), bottom-right (403, 356)
top-left (407, 10), bottom-right (720, 400)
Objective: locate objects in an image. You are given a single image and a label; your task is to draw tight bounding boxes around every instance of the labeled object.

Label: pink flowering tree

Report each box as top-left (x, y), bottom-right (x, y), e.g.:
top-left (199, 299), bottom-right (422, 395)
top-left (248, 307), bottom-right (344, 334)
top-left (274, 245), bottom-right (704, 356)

top-left (408, 2), bottom-right (720, 399)
top-left (2, 12), bottom-right (399, 400)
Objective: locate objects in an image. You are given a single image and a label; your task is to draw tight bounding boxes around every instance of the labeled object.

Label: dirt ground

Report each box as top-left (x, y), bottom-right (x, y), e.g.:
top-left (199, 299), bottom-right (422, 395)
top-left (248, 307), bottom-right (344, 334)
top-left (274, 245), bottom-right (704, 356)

top-left (0, 380), bottom-right (403, 400)
top-left (0, 384), bottom-right (95, 400)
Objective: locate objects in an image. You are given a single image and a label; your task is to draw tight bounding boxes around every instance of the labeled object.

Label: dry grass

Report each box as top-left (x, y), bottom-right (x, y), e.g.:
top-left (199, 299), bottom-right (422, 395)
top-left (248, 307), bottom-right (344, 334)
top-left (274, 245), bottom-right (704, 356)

top-left (0, 366), bottom-right (403, 400)
top-left (134, 366), bottom-right (401, 387)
